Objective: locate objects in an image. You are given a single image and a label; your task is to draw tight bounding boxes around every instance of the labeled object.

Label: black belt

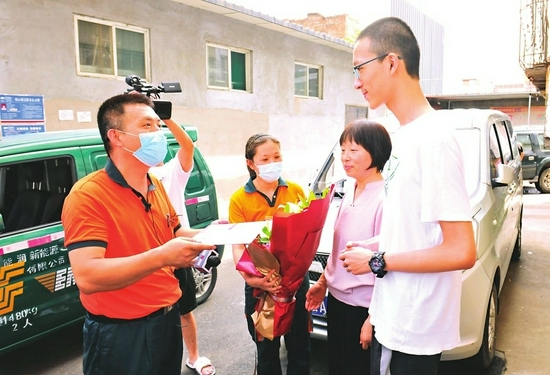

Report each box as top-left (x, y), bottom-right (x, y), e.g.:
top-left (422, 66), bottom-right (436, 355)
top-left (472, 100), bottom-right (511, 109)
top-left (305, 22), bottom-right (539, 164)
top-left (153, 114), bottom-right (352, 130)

top-left (86, 304), bottom-right (176, 324)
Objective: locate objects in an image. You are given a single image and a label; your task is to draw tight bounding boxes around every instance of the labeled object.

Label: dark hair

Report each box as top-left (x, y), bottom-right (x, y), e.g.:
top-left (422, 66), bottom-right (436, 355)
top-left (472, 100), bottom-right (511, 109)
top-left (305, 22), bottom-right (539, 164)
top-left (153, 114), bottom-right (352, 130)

top-left (339, 119), bottom-right (392, 172)
top-left (97, 94), bottom-right (154, 155)
top-left (244, 133), bottom-right (281, 179)
top-left (356, 17), bottom-right (420, 79)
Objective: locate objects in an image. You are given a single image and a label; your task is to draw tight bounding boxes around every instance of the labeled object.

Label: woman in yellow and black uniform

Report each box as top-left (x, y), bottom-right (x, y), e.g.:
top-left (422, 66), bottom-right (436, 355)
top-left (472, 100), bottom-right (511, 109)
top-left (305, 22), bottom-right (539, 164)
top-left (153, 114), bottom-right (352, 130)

top-left (229, 133), bottom-right (310, 375)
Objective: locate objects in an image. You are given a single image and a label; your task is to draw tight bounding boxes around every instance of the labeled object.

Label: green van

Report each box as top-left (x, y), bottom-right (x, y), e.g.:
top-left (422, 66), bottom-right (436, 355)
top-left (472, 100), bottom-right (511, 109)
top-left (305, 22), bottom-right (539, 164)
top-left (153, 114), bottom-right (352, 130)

top-left (0, 126), bottom-right (221, 355)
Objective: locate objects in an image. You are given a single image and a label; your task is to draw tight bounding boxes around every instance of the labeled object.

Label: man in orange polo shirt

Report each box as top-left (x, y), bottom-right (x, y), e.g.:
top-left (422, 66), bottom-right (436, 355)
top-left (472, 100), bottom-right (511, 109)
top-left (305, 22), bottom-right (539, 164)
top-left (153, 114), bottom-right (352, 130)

top-left (61, 93), bottom-right (215, 375)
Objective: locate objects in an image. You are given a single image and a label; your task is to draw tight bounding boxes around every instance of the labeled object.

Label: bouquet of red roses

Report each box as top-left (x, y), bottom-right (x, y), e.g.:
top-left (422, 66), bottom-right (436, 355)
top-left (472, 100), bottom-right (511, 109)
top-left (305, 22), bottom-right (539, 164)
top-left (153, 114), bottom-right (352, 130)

top-left (236, 185), bottom-right (334, 340)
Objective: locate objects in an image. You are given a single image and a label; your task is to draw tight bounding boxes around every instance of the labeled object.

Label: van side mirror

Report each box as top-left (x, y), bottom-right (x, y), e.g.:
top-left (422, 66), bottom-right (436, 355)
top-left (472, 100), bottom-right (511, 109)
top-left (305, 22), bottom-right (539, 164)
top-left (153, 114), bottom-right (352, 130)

top-left (0, 213), bottom-right (4, 233)
top-left (493, 164), bottom-right (514, 187)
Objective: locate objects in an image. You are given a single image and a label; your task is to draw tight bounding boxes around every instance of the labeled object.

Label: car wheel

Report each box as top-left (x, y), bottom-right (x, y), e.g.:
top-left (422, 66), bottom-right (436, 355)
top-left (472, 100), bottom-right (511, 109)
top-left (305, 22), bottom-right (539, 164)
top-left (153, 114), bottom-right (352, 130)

top-left (512, 217), bottom-right (522, 262)
top-left (193, 267), bottom-right (217, 305)
top-left (471, 282), bottom-right (497, 369)
top-left (535, 166), bottom-right (550, 193)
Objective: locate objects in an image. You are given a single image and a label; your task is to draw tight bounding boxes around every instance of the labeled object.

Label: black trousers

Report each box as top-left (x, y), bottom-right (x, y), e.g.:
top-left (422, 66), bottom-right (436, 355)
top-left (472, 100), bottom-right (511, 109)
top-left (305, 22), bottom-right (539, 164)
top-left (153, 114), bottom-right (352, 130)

top-left (327, 292), bottom-right (371, 375)
top-left (245, 275), bottom-right (311, 375)
top-left (371, 330), bottom-right (441, 375)
top-left (82, 307), bottom-right (183, 375)
top-left (174, 267), bottom-right (198, 315)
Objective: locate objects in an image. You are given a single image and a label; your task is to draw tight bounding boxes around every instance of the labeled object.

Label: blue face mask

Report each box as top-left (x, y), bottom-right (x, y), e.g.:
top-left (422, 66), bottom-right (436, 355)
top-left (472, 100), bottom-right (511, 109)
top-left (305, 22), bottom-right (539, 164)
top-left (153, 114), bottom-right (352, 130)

top-left (120, 130), bottom-right (168, 167)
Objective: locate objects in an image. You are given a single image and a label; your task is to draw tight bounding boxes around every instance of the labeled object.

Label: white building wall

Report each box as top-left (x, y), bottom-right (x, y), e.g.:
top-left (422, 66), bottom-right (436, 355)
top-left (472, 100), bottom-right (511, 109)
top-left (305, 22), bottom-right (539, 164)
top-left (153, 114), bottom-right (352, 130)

top-left (391, 0), bottom-right (445, 95)
top-left (0, 0), bottom-right (370, 203)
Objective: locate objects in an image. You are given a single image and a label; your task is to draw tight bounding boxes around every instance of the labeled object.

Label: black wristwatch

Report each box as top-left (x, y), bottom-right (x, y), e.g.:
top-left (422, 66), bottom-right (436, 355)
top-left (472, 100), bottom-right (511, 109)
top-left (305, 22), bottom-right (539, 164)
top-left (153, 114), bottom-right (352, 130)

top-left (369, 252), bottom-right (387, 278)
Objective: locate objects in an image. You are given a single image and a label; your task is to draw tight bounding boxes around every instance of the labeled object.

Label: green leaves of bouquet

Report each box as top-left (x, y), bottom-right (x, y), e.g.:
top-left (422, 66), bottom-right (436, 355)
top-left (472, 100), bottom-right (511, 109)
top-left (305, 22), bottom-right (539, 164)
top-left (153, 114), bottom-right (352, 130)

top-left (256, 187), bottom-right (330, 246)
top-left (278, 187), bottom-right (330, 214)
top-left (258, 225), bottom-right (272, 246)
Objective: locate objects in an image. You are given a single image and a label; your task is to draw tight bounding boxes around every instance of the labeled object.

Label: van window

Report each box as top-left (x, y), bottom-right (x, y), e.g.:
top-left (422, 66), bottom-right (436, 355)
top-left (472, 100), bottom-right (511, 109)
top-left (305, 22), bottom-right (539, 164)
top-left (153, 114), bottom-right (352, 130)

top-left (310, 142), bottom-right (348, 197)
top-left (0, 157), bottom-right (75, 234)
top-left (495, 121), bottom-right (513, 164)
top-left (517, 134), bottom-right (532, 153)
top-left (538, 134), bottom-right (549, 151)
top-left (489, 125), bottom-right (501, 181)
top-left (489, 122), bottom-right (514, 164)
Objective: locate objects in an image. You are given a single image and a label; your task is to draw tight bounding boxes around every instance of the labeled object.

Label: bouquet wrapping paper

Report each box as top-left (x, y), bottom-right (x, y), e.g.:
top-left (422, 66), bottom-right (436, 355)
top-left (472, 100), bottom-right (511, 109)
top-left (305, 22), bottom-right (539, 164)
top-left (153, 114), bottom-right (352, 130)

top-left (236, 185), bottom-right (334, 340)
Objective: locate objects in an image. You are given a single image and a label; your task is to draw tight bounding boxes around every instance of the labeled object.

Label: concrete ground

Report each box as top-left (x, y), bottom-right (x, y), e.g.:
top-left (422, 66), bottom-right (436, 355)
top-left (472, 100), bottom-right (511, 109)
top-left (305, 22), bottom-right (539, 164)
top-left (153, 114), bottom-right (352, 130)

top-left (493, 185), bottom-right (550, 375)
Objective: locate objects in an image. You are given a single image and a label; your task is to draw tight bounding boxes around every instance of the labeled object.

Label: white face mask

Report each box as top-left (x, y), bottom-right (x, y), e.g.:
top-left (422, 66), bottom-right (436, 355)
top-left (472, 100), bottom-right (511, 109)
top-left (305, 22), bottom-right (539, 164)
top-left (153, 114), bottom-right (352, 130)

top-left (256, 162), bottom-right (283, 183)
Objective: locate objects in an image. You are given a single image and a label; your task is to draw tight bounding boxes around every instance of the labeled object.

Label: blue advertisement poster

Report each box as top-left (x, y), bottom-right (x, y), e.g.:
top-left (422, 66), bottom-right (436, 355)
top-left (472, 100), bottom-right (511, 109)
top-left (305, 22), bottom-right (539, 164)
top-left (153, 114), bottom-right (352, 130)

top-left (0, 94), bottom-right (45, 121)
top-left (1, 125), bottom-right (46, 137)
top-left (0, 94), bottom-right (46, 136)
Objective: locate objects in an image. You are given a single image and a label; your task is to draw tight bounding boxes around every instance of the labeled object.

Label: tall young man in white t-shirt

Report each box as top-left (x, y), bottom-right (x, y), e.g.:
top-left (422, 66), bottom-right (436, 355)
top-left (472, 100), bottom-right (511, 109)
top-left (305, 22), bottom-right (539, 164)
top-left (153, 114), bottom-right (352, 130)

top-left (339, 17), bottom-right (476, 375)
top-left (150, 119), bottom-right (216, 375)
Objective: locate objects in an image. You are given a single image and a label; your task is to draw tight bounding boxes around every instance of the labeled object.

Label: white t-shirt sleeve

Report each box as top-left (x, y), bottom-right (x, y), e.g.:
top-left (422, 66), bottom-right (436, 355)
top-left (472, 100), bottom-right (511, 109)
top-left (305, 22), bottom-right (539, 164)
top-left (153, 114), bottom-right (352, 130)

top-left (420, 127), bottom-right (471, 223)
top-left (149, 157), bottom-right (192, 228)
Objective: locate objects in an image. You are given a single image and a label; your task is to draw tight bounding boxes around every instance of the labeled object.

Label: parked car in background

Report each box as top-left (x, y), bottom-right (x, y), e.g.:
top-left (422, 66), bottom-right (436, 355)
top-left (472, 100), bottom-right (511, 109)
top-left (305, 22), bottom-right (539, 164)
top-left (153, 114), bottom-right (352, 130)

top-left (515, 125), bottom-right (550, 193)
top-left (308, 109), bottom-right (523, 370)
top-left (0, 125), bottom-right (221, 355)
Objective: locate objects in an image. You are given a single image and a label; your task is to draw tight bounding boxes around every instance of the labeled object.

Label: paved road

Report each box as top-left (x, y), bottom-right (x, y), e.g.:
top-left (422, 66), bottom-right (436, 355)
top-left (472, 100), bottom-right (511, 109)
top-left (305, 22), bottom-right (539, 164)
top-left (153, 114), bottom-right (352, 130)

top-left (0, 187), bottom-right (547, 375)
top-left (491, 185), bottom-right (550, 375)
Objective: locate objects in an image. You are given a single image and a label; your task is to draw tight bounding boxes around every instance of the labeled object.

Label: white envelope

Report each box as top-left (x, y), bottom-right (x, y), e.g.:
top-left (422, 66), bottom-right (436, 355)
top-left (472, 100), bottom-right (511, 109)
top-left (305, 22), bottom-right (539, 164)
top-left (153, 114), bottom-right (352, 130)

top-left (193, 221), bottom-right (266, 245)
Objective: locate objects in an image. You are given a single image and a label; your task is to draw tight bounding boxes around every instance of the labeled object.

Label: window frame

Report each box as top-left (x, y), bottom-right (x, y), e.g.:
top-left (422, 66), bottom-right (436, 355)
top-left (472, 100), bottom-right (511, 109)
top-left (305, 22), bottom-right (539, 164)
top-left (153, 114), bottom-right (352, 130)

top-left (345, 105), bottom-right (368, 126)
top-left (206, 43), bottom-right (251, 92)
top-left (294, 62), bottom-right (323, 99)
top-left (74, 14), bottom-right (151, 80)
top-left (537, 133), bottom-right (550, 151)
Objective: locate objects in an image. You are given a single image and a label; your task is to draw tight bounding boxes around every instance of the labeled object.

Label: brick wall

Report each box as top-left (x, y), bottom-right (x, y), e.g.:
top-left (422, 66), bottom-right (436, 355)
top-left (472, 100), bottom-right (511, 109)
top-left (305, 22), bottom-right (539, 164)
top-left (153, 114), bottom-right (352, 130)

top-left (289, 13), bottom-right (360, 42)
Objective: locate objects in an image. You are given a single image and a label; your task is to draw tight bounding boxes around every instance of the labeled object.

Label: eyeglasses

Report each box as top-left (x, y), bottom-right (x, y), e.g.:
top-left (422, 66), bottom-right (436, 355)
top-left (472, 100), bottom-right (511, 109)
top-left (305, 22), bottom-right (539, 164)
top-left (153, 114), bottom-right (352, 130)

top-left (353, 54), bottom-right (402, 78)
top-left (353, 54), bottom-right (388, 78)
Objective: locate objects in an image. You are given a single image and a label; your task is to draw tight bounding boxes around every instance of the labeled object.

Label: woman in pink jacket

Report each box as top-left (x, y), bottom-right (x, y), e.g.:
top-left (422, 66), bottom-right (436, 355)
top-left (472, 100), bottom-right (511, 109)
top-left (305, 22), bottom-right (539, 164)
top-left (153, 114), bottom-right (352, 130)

top-left (305, 119), bottom-right (391, 375)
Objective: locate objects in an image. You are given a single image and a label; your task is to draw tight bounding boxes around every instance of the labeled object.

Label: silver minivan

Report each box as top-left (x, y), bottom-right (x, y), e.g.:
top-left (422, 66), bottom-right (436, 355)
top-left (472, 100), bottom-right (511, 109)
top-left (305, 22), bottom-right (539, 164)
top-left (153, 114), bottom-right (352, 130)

top-left (308, 109), bottom-right (523, 369)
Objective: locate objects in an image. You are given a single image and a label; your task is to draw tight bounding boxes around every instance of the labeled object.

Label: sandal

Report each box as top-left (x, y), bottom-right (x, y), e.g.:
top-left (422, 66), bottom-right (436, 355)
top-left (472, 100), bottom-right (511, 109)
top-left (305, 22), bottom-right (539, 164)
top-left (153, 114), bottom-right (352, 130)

top-left (186, 357), bottom-right (216, 375)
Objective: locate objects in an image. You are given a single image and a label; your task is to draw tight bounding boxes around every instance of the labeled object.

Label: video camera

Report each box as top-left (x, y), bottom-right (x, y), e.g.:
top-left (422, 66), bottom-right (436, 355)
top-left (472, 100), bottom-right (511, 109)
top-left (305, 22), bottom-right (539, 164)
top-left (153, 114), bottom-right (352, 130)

top-left (125, 75), bottom-right (182, 120)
